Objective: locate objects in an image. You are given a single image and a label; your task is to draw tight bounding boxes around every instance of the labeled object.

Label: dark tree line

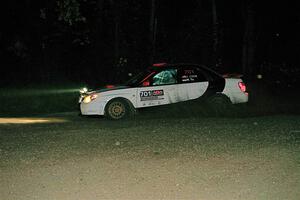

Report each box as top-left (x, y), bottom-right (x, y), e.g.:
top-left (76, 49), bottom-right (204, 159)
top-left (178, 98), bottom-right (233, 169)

top-left (0, 0), bottom-right (299, 86)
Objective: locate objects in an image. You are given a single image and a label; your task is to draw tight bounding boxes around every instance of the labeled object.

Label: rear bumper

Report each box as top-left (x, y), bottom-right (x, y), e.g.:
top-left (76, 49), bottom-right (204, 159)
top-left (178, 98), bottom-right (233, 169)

top-left (229, 92), bottom-right (249, 104)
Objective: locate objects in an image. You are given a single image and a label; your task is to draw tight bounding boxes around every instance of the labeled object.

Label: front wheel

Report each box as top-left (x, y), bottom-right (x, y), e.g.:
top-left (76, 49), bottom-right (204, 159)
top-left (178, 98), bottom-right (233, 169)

top-left (105, 99), bottom-right (134, 120)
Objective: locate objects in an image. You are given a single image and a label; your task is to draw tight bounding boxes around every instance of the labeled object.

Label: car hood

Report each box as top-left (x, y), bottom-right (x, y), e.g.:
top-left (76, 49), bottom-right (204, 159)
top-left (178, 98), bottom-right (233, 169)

top-left (90, 85), bottom-right (130, 94)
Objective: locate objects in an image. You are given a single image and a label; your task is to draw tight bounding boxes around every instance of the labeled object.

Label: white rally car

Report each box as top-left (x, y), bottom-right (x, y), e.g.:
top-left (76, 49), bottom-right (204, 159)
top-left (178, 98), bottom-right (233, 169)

top-left (79, 63), bottom-right (248, 119)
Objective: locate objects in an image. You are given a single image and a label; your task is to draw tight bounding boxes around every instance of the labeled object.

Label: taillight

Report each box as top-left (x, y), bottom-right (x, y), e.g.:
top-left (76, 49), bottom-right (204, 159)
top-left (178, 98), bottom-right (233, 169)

top-left (238, 82), bottom-right (246, 92)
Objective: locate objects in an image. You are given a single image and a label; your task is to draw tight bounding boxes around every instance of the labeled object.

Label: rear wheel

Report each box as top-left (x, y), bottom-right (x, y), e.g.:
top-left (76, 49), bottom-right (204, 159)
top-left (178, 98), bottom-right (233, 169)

top-left (207, 94), bottom-right (232, 116)
top-left (105, 99), bottom-right (134, 120)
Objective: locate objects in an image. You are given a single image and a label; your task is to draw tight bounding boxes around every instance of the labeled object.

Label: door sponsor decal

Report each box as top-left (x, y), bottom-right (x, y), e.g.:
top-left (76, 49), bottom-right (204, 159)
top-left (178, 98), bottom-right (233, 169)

top-left (140, 90), bottom-right (164, 101)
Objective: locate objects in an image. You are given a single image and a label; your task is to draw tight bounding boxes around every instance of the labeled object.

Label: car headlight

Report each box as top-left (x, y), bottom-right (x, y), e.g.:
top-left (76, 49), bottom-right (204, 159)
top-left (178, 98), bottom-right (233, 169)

top-left (80, 87), bottom-right (88, 94)
top-left (83, 93), bottom-right (98, 104)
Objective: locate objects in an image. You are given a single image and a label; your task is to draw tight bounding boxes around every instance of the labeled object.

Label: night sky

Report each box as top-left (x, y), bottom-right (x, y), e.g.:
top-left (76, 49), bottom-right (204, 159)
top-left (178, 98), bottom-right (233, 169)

top-left (0, 0), bottom-right (299, 86)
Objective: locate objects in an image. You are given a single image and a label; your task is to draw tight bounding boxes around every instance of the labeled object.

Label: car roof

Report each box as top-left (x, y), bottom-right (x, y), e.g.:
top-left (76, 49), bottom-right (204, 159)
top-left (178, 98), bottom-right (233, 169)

top-left (151, 63), bottom-right (210, 70)
top-left (151, 63), bottom-right (221, 75)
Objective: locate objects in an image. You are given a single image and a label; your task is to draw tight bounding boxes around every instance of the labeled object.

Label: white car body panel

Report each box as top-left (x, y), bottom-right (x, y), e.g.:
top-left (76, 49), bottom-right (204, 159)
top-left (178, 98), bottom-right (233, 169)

top-left (177, 82), bottom-right (209, 102)
top-left (80, 82), bottom-right (211, 116)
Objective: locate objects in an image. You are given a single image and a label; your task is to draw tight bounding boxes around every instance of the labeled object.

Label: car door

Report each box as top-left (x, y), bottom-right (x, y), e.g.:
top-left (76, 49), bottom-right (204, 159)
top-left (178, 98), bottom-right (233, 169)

top-left (177, 66), bottom-right (209, 102)
top-left (136, 68), bottom-right (179, 108)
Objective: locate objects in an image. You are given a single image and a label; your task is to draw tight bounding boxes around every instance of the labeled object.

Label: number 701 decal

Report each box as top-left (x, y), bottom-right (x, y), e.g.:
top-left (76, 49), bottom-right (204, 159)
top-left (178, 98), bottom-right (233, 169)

top-left (140, 90), bottom-right (164, 101)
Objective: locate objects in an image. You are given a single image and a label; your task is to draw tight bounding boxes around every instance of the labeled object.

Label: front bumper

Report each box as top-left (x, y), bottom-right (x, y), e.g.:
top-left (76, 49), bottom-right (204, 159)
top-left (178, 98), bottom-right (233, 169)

top-left (79, 100), bottom-right (106, 116)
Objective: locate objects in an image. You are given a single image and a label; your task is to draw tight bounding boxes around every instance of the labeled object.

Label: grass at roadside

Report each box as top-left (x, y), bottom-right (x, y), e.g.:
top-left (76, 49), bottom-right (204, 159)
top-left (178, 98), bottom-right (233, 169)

top-left (0, 85), bottom-right (81, 117)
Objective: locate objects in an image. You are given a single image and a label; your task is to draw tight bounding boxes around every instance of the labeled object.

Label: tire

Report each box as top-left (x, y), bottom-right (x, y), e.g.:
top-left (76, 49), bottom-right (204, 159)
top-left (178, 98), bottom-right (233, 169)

top-left (207, 94), bottom-right (233, 116)
top-left (105, 98), bottom-right (134, 120)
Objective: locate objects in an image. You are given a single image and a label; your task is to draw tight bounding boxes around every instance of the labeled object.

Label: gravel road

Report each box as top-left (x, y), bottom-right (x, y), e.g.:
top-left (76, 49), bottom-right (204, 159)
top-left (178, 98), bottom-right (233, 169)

top-left (1, 113), bottom-right (299, 200)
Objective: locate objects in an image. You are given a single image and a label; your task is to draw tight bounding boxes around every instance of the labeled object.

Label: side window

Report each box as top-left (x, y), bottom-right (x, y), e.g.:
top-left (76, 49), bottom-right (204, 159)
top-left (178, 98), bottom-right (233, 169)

top-left (179, 67), bottom-right (207, 83)
top-left (152, 69), bottom-right (177, 85)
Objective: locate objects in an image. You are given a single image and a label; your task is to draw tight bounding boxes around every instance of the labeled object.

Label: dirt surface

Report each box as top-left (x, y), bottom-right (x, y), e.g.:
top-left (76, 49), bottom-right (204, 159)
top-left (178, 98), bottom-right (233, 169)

top-left (1, 113), bottom-right (300, 200)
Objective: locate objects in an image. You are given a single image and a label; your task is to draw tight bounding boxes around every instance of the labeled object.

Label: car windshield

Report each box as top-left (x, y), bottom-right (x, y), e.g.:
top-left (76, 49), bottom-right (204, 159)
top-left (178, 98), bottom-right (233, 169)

top-left (125, 70), bottom-right (152, 86)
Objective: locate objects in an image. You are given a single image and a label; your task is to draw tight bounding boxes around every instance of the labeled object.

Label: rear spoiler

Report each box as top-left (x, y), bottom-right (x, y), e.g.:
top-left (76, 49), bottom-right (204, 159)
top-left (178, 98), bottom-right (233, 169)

top-left (222, 73), bottom-right (243, 78)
